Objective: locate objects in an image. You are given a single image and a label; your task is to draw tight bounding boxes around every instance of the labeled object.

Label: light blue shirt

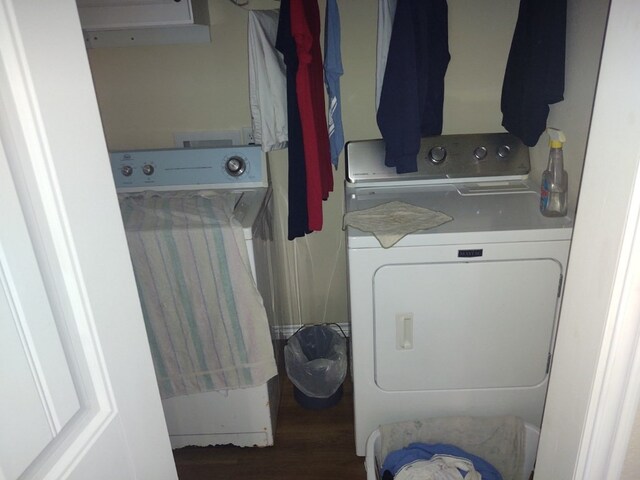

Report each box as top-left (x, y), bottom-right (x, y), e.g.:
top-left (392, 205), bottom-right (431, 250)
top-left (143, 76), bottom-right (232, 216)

top-left (323, 0), bottom-right (344, 169)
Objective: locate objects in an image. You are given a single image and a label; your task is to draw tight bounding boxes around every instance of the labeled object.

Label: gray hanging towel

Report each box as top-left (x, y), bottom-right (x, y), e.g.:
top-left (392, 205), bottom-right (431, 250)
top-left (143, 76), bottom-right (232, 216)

top-left (248, 9), bottom-right (288, 152)
top-left (501, 0), bottom-right (567, 147)
top-left (120, 192), bottom-right (277, 399)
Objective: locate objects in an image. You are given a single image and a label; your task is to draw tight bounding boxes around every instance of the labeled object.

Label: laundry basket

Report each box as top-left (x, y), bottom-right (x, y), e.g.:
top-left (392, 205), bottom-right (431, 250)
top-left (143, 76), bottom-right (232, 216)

top-left (365, 422), bottom-right (540, 480)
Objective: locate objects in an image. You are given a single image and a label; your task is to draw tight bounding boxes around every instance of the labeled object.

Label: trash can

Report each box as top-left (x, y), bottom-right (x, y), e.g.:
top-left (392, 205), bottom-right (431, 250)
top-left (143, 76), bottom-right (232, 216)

top-left (284, 324), bottom-right (347, 409)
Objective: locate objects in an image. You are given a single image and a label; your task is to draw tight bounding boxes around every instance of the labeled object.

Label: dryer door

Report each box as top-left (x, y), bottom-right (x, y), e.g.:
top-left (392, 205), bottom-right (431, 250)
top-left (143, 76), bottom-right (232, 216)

top-left (373, 258), bottom-right (561, 391)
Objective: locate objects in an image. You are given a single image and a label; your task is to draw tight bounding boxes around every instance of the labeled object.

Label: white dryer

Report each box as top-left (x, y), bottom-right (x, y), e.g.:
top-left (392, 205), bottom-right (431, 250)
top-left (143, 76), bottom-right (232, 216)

top-left (344, 134), bottom-right (573, 456)
top-left (110, 146), bottom-right (280, 449)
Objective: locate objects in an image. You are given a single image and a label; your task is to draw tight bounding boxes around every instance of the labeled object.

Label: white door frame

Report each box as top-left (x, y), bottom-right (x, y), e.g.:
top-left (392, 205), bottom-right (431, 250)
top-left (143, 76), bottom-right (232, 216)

top-left (536, 0), bottom-right (640, 478)
top-left (0, 0), bottom-right (177, 478)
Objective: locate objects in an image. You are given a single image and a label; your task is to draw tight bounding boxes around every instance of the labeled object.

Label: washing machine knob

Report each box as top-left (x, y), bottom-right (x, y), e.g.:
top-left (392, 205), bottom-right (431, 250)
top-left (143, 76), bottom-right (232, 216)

top-left (497, 145), bottom-right (511, 159)
top-left (142, 164), bottom-right (155, 175)
top-left (428, 146), bottom-right (447, 164)
top-left (225, 156), bottom-right (246, 176)
top-left (473, 146), bottom-right (488, 160)
top-left (121, 165), bottom-right (133, 177)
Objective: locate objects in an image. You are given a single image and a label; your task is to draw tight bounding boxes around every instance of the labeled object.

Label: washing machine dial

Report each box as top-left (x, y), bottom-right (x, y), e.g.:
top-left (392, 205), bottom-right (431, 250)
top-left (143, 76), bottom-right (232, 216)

top-left (142, 164), bottom-right (155, 176)
top-left (428, 146), bottom-right (447, 164)
top-left (225, 156), bottom-right (246, 177)
top-left (497, 145), bottom-right (511, 159)
top-left (121, 165), bottom-right (133, 177)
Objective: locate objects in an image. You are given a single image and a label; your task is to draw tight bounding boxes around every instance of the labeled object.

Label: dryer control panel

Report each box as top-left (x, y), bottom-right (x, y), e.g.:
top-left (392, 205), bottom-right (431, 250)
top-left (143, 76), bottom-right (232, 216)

top-left (346, 132), bottom-right (531, 185)
top-left (110, 145), bottom-right (267, 192)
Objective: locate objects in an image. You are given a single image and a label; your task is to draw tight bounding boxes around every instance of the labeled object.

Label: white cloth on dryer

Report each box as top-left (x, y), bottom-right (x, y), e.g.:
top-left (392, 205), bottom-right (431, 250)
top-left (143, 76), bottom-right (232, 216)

top-left (248, 9), bottom-right (288, 151)
top-left (395, 456), bottom-right (481, 480)
top-left (120, 191), bottom-right (277, 399)
top-left (343, 200), bottom-right (452, 248)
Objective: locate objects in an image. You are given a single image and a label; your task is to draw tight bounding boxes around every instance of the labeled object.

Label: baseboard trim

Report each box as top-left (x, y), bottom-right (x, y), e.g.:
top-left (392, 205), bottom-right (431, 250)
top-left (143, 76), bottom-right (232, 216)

top-left (274, 323), bottom-right (350, 340)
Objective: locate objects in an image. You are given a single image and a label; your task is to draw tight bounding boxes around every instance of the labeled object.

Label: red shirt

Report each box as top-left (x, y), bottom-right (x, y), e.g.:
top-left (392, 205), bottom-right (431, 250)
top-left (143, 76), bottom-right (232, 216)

top-left (290, 0), bottom-right (333, 231)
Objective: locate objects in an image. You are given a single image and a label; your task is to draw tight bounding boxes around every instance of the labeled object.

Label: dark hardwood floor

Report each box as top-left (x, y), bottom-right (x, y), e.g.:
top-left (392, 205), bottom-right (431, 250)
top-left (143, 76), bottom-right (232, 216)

top-left (172, 376), bottom-right (368, 480)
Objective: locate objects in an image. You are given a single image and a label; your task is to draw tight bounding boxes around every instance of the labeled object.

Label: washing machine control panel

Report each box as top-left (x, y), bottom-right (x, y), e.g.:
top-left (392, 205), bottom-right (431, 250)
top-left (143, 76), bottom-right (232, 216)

top-left (109, 145), bottom-right (267, 192)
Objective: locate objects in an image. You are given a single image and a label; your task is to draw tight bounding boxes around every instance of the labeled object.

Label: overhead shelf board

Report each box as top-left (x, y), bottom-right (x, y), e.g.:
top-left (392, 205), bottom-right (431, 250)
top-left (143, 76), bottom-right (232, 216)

top-left (76, 0), bottom-right (211, 48)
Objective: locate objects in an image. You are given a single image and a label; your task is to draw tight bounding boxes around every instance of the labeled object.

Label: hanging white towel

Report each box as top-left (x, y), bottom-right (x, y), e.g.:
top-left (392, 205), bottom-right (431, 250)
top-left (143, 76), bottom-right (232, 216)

top-left (248, 10), bottom-right (288, 152)
top-left (120, 191), bottom-right (277, 399)
top-left (375, 0), bottom-right (398, 110)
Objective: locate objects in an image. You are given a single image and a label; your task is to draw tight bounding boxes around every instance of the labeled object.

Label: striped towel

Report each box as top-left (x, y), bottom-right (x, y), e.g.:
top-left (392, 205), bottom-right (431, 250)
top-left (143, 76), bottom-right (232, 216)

top-left (120, 191), bottom-right (277, 399)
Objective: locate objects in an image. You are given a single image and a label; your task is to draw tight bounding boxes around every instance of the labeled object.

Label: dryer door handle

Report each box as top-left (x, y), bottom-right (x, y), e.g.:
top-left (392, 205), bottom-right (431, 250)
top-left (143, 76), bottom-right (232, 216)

top-left (396, 314), bottom-right (414, 350)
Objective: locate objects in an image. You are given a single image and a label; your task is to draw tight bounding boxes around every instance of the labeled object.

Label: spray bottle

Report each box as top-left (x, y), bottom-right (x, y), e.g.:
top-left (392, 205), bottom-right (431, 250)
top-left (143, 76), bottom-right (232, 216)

top-left (540, 128), bottom-right (568, 217)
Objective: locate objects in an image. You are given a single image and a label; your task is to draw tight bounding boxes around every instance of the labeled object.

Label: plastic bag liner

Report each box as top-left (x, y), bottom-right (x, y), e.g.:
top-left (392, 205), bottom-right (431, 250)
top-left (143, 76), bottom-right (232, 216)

top-left (285, 325), bottom-right (347, 409)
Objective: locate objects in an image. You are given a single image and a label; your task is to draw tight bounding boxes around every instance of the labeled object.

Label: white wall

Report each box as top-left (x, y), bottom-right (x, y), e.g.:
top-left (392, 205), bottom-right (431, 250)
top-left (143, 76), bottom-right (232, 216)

top-left (535, 0), bottom-right (640, 476)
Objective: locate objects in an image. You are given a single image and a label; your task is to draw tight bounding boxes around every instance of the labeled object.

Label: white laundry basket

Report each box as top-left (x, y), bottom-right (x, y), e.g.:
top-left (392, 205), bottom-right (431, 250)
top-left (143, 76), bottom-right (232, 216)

top-left (365, 422), bottom-right (540, 480)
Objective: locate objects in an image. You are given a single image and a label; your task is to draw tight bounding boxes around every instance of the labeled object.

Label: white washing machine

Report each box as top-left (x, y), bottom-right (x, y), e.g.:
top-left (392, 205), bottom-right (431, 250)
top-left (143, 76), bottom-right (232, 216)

top-left (110, 145), bottom-right (280, 449)
top-left (344, 133), bottom-right (573, 456)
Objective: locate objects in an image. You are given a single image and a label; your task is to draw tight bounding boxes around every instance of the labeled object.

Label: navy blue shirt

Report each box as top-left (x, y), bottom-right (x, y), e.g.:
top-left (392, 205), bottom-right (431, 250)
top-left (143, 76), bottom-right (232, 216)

top-left (376, 0), bottom-right (450, 174)
top-left (276, 0), bottom-right (311, 239)
top-left (501, 0), bottom-right (566, 147)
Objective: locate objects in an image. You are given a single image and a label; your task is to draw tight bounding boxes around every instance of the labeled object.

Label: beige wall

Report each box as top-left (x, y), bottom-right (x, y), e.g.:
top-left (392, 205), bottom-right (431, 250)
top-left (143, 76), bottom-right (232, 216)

top-left (88, 1), bottom-right (640, 473)
top-left (88, 0), bottom-right (519, 328)
top-left (529, 0), bottom-right (610, 217)
top-left (87, 0), bottom-right (599, 328)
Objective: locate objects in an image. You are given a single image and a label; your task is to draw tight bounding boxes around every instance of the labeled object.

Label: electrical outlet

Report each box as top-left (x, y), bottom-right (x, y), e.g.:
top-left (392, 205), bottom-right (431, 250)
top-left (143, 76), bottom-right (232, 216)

top-left (242, 127), bottom-right (255, 145)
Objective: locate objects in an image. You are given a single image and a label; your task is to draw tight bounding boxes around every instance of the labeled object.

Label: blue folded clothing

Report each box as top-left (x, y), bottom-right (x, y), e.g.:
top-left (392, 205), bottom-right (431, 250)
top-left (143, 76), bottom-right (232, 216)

top-left (381, 443), bottom-right (502, 480)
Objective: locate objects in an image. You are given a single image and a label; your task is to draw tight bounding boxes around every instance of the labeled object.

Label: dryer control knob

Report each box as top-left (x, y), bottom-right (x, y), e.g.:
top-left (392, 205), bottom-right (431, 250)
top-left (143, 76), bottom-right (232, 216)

top-left (121, 165), bottom-right (133, 177)
top-left (473, 146), bottom-right (488, 160)
top-left (142, 164), bottom-right (155, 176)
top-left (225, 156), bottom-right (246, 177)
top-left (428, 146), bottom-right (447, 164)
top-left (497, 145), bottom-right (511, 159)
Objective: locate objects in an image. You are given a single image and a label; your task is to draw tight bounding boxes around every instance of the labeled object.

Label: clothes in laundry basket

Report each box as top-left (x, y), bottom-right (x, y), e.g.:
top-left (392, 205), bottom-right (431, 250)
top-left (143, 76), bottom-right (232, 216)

top-left (382, 444), bottom-right (501, 480)
top-left (384, 456), bottom-right (480, 480)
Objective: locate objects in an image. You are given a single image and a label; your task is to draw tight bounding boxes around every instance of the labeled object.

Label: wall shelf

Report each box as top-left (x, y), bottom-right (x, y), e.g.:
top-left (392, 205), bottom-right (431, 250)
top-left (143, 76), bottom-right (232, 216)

top-left (77, 0), bottom-right (210, 48)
